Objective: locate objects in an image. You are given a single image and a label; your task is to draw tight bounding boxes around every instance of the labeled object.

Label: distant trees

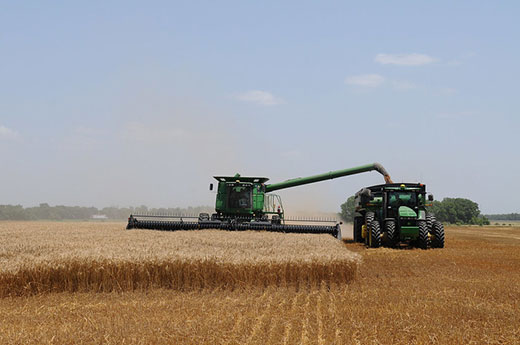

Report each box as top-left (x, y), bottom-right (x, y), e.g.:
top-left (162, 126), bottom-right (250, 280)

top-left (431, 198), bottom-right (490, 225)
top-left (485, 213), bottom-right (520, 221)
top-left (339, 196), bottom-right (355, 222)
top-left (0, 204), bottom-right (212, 221)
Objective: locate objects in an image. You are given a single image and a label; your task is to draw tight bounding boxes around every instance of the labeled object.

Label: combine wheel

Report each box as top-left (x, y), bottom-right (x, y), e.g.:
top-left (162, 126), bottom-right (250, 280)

top-left (385, 220), bottom-right (397, 247)
top-left (369, 219), bottom-right (382, 248)
top-left (417, 220), bottom-right (430, 249)
top-left (431, 221), bottom-right (445, 248)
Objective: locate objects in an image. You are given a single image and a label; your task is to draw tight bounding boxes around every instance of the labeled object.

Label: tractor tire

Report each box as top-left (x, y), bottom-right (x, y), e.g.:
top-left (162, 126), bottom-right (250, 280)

top-left (426, 213), bottom-right (436, 231)
top-left (364, 212), bottom-right (375, 246)
top-left (431, 221), bottom-right (445, 248)
top-left (353, 217), bottom-right (363, 242)
top-left (369, 219), bottom-right (382, 248)
top-left (385, 220), bottom-right (397, 247)
top-left (365, 212), bottom-right (375, 228)
top-left (417, 220), bottom-right (430, 249)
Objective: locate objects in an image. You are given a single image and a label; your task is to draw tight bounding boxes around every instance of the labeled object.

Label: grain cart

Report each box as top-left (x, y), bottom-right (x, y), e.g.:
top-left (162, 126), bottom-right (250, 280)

top-left (127, 163), bottom-right (393, 239)
top-left (353, 183), bottom-right (445, 248)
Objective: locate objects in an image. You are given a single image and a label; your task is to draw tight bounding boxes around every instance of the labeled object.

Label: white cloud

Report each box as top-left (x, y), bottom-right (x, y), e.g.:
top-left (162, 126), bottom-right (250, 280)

top-left (0, 125), bottom-right (19, 140)
top-left (345, 74), bottom-right (385, 87)
top-left (235, 90), bottom-right (285, 106)
top-left (375, 53), bottom-right (437, 66)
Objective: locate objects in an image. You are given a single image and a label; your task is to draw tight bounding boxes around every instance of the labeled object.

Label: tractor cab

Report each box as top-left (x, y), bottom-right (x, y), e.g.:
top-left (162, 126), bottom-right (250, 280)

top-left (212, 174), bottom-right (270, 220)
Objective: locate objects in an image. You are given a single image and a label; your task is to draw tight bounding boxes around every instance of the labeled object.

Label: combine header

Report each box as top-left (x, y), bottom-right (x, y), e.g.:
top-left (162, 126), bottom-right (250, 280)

top-left (127, 163), bottom-right (393, 239)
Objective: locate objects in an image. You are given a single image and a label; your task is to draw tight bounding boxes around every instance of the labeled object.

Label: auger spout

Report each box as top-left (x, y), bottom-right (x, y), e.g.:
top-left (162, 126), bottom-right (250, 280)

top-left (264, 162), bottom-right (392, 193)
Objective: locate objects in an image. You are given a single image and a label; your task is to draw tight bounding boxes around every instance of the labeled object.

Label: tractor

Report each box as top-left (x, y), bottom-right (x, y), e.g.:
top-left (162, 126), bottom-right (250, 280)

top-left (353, 183), bottom-right (445, 249)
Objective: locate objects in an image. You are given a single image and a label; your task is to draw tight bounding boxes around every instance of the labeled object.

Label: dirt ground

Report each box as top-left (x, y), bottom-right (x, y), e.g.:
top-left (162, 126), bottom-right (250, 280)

top-left (1, 224), bottom-right (519, 344)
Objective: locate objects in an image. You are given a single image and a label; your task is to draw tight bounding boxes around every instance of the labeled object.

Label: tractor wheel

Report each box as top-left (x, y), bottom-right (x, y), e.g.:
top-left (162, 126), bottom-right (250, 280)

top-left (385, 220), bottom-right (397, 247)
top-left (417, 220), bottom-right (430, 249)
top-left (426, 213), bottom-right (436, 231)
top-left (365, 212), bottom-right (375, 228)
top-left (353, 217), bottom-right (363, 242)
top-left (431, 221), bottom-right (445, 248)
top-left (364, 212), bottom-right (375, 246)
top-left (369, 219), bottom-right (382, 248)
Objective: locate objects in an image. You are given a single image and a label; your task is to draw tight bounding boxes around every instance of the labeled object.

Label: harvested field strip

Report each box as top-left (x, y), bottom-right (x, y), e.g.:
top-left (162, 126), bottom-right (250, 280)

top-left (0, 258), bottom-right (358, 297)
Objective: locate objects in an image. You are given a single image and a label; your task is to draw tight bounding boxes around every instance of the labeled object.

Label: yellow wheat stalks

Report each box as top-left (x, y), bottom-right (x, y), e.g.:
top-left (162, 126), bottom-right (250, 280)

top-left (0, 222), bottom-right (359, 296)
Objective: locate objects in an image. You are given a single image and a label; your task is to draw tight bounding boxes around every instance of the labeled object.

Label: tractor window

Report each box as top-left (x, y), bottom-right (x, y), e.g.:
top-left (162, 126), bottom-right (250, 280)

top-left (227, 185), bottom-right (252, 209)
top-left (388, 192), bottom-right (416, 207)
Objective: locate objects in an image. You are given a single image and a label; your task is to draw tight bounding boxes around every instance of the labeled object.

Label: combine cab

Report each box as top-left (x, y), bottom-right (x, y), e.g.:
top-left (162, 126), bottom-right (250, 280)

top-left (128, 163), bottom-right (394, 239)
top-left (353, 183), bottom-right (445, 249)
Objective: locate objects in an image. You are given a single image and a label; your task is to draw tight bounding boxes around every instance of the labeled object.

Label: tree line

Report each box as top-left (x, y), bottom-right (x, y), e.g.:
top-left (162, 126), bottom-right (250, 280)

top-left (0, 203), bottom-right (212, 221)
top-left (340, 196), bottom-right (490, 225)
top-left (484, 213), bottom-right (520, 221)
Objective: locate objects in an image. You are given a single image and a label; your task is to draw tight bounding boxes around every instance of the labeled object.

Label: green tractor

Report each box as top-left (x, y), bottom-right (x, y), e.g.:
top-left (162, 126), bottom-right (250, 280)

top-left (353, 183), bottom-right (445, 249)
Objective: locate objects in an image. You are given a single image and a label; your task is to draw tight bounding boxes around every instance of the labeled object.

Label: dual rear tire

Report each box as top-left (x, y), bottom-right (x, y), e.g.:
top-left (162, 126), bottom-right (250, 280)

top-left (366, 212), bottom-right (381, 248)
top-left (431, 221), bottom-right (445, 248)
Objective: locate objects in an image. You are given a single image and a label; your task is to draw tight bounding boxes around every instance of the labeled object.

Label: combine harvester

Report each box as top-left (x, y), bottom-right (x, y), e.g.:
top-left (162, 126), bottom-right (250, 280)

top-left (127, 163), bottom-right (393, 239)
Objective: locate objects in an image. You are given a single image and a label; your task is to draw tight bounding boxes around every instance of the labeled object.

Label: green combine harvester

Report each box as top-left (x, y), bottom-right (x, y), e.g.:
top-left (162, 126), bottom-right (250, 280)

top-left (353, 183), bottom-right (445, 249)
top-left (127, 163), bottom-right (393, 239)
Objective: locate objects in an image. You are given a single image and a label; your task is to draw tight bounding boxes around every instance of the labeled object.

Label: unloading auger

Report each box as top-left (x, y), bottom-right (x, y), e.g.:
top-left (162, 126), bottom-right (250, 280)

top-left (127, 163), bottom-right (393, 239)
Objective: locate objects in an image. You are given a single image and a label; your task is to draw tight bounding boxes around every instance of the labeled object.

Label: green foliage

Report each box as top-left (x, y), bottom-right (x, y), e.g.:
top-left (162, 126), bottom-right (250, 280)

top-left (339, 196), bottom-right (356, 222)
top-left (430, 198), bottom-right (489, 225)
top-left (485, 213), bottom-right (520, 221)
top-left (0, 204), bottom-right (212, 221)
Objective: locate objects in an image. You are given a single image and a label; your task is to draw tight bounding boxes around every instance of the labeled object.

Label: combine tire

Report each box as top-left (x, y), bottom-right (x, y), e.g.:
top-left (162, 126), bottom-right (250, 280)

top-left (369, 219), bottom-right (382, 248)
top-left (353, 217), bottom-right (363, 242)
top-left (385, 220), bottom-right (397, 247)
top-left (417, 220), bottom-right (430, 249)
top-left (431, 221), bottom-right (445, 248)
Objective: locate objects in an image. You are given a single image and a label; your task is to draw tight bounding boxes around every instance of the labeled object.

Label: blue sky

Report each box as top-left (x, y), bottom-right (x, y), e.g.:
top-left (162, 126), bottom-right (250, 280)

top-left (1, 1), bottom-right (519, 213)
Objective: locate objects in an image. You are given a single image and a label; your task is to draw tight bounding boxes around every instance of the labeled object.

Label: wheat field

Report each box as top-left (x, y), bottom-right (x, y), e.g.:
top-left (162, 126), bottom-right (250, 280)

top-left (0, 222), bottom-right (359, 296)
top-left (1, 222), bottom-right (519, 344)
